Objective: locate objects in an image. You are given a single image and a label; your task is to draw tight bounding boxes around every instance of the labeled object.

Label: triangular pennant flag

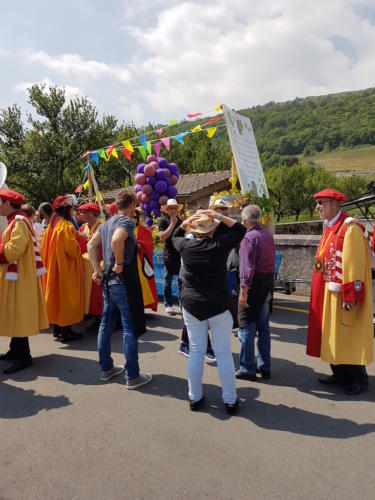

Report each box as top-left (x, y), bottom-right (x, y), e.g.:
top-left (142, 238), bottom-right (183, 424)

top-left (138, 134), bottom-right (147, 149)
top-left (98, 148), bottom-right (107, 160)
top-left (187, 112), bottom-right (202, 119)
top-left (75, 184), bottom-right (83, 193)
top-left (107, 145), bottom-right (115, 158)
top-left (146, 141), bottom-right (152, 154)
top-left (192, 125), bottom-right (202, 133)
top-left (206, 116), bottom-right (222, 124)
top-left (138, 146), bottom-right (147, 160)
top-left (161, 137), bottom-right (170, 151)
top-left (212, 104), bottom-right (223, 112)
top-left (122, 140), bottom-right (133, 152)
top-left (83, 179), bottom-right (90, 190)
top-left (169, 119), bottom-right (178, 126)
top-left (122, 148), bottom-right (132, 161)
top-left (207, 127), bottom-right (217, 138)
top-left (155, 128), bottom-right (163, 137)
top-left (84, 163), bottom-right (91, 172)
top-left (96, 191), bottom-right (103, 202)
top-left (91, 151), bottom-right (99, 165)
top-left (153, 141), bottom-right (161, 156)
top-left (111, 147), bottom-right (118, 158)
top-left (172, 133), bottom-right (185, 145)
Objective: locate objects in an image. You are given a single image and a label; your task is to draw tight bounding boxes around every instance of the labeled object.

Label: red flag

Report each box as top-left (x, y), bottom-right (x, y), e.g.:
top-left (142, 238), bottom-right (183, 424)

top-left (187, 112), bottom-right (202, 119)
top-left (122, 148), bottom-right (132, 161)
top-left (107, 144), bottom-right (114, 157)
top-left (75, 184), bottom-right (83, 193)
top-left (206, 116), bottom-right (222, 124)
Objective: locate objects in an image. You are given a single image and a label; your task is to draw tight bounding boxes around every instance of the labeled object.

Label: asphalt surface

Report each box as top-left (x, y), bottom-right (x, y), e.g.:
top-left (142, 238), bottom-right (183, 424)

top-left (0, 293), bottom-right (374, 500)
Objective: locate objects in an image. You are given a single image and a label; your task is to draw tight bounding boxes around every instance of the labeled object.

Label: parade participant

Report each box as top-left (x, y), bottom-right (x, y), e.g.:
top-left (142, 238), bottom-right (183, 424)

top-left (0, 189), bottom-right (49, 373)
top-left (41, 195), bottom-right (84, 342)
top-left (236, 204), bottom-right (275, 381)
top-left (38, 202), bottom-right (53, 229)
top-left (79, 203), bottom-right (103, 331)
top-left (158, 199), bottom-right (183, 315)
top-left (22, 204), bottom-right (44, 241)
top-left (172, 210), bottom-right (246, 414)
top-left (307, 189), bottom-right (373, 395)
top-left (133, 208), bottom-right (158, 312)
top-left (88, 188), bottom-right (152, 388)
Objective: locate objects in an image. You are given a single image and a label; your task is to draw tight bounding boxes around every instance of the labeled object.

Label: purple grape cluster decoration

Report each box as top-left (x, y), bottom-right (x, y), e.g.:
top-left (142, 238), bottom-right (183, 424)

top-left (134, 155), bottom-right (179, 226)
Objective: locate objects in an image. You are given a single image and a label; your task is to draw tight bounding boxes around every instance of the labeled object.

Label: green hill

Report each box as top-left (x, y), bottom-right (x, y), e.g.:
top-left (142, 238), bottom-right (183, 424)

top-left (237, 88), bottom-right (375, 169)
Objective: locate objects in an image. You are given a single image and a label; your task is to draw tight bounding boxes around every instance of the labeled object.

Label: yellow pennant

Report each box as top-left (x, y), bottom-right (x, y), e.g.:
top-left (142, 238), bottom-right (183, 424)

top-left (111, 147), bottom-right (118, 158)
top-left (191, 125), bottom-right (202, 133)
top-left (122, 140), bottom-right (134, 153)
top-left (212, 104), bottom-right (223, 112)
top-left (83, 179), bottom-right (90, 190)
top-left (207, 127), bottom-right (217, 138)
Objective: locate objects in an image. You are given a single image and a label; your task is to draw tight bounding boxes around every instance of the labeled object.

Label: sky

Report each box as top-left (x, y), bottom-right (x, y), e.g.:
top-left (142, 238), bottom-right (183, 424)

top-left (1, 0), bottom-right (375, 126)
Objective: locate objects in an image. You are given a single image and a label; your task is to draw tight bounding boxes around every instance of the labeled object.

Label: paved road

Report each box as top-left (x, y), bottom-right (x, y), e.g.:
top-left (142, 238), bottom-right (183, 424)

top-left (0, 293), bottom-right (374, 499)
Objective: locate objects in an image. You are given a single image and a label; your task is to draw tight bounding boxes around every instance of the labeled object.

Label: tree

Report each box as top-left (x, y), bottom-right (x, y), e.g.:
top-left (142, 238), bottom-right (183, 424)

top-left (336, 174), bottom-right (368, 201)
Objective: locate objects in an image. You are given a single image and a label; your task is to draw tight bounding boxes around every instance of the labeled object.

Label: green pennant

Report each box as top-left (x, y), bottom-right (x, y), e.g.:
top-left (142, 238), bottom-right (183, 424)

top-left (146, 141), bottom-right (152, 154)
top-left (169, 119), bottom-right (178, 126)
top-left (98, 148), bottom-right (108, 161)
top-left (138, 146), bottom-right (147, 160)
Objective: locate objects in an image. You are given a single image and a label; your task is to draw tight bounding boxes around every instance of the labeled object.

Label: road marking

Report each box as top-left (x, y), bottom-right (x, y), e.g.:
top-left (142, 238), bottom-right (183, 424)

top-left (274, 305), bottom-right (309, 314)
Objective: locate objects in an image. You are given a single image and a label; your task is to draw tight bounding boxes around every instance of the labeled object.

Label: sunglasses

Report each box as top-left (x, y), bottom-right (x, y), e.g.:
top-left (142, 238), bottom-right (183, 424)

top-left (216, 207), bottom-right (228, 212)
top-left (315, 199), bottom-right (332, 205)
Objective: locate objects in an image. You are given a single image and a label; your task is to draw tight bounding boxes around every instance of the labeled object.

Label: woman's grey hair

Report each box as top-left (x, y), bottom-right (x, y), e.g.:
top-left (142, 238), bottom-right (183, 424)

top-left (241, 204), bottom-right (262, 225)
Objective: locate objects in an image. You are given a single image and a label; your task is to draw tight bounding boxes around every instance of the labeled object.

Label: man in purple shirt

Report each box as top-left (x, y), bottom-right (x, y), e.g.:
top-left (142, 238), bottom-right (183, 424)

top-left (236, 204), bottom-right (275, 381)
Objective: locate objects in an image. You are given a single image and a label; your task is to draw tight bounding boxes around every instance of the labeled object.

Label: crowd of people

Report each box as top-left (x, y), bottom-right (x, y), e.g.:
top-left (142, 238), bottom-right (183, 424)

top-left (0, 185), bottom-right (373, 415)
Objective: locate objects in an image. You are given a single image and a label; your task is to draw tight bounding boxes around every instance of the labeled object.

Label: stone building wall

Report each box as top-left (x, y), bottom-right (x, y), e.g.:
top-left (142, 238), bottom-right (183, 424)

top-left (274, 234), bottom-right (320, 296)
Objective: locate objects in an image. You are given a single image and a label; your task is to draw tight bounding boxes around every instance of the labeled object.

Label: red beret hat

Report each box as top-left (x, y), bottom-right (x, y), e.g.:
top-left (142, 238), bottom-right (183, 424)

top-left (109, 201), bottom-right (118, 215)
top-left (52, 195), bottom-right (74, 212)
top-left (0, 189), bottom-right (26, 205)
top-left (79, 203), bottom-right (100, 215)
top-left (313, 189), bottom-right (347, 202)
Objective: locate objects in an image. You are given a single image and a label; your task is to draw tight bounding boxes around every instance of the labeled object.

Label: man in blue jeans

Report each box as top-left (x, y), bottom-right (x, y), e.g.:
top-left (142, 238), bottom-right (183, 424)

top-left (236, 204), bottom-right (275, 381)
top-left (88, 188), bottom-right (152, 389)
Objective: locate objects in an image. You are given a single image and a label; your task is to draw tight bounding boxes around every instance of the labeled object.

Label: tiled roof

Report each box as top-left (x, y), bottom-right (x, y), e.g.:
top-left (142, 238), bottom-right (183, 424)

top-left (101, 170), bottom-right (231, 202)
top-left (176, 170), bottom-right (231, 196)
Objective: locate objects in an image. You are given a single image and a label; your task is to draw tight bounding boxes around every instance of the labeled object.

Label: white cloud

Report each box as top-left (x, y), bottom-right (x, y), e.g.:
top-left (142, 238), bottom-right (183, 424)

top-left (13, 77), bottom-right (94, 105)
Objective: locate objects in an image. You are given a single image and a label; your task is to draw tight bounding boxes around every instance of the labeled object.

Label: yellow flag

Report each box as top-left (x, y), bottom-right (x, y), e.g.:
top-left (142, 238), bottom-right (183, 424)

top-left (97, 191), bottom-right (103, 202)
top-left (83, 179), bottom-right (90, 190)
top-left (207, 127), bottom-right (217, 138)
top-left (212, 104), bottom-right (223, 112)
top-left (111, 147), bottom-right (118, 158)
top-left (191, 125), bottom-right (202, 133)
top-left (122, 140), bottom-right (134, 152)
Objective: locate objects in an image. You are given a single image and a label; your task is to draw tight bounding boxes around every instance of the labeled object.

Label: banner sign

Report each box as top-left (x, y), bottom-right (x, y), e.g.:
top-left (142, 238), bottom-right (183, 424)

top-left (223, 104), bottom-right (268, 197)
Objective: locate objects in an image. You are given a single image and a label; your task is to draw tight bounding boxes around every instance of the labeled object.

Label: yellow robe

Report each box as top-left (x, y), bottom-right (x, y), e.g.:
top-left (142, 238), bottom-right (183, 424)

top-left (80, 220), bottom-right (102, 314)
top-left (42, 219), bottom-right (84, 327)
top-left (0, 219), bottom-right (49, 337)
top-left (321, 223), bottom-right (373, 365)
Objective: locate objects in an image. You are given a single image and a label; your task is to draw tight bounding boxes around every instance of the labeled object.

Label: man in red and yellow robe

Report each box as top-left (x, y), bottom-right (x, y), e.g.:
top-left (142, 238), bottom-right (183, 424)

top-left (307, 189), bottom-right (373, 395)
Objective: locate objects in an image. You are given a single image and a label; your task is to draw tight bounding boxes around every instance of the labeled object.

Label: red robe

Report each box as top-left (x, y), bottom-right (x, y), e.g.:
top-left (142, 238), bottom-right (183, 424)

top-left (307, 211), bottom-right (348, 357)
top-left (79, 222), bottom-right (103, 316)
top-left (134, 225), bottom-right (158, 311)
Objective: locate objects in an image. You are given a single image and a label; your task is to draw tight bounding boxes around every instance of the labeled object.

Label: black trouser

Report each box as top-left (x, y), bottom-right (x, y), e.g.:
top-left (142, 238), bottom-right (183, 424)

top-left (9, 337), bottom-right (31, 361)
top-left (330, 364), bottom-right (368, 385)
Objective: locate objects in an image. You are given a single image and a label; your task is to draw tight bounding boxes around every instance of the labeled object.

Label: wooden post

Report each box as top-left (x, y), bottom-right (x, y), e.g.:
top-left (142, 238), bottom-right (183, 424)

top-left (89, 164), bottom-right (105, 214)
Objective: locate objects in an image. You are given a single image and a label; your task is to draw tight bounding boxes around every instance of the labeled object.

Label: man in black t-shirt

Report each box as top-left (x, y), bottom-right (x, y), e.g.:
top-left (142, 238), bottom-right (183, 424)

top-left (158, 199), bottom-right (183, 314)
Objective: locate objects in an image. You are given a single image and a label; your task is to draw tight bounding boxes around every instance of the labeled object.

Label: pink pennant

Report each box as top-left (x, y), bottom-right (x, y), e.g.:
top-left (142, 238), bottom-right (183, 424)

top-left (187, 112), bottom-right (202, 119)
top-left (155, 128), bottom-right (163, 137)
top-left (75, 184), bottom-right (83, 193)
top-left (106, 144), bottom-right (114, 157)
top-left (206, 116), bottom-right (222, 124)
top-left (122, 148), bottom-right (132, 161)
top-left (161, 137), bottom-right (170, 151)
top-left (153, 141), bottom-right (162, 156)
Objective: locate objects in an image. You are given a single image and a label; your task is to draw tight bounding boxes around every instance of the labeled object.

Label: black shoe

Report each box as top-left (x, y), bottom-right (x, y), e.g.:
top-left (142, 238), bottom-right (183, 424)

top-left (344, 381), bottom-right (367, 395)
top-left (318, 375), bottom-right (347, 385)
top-left (3, 358), bottom-right (32, 374)
top-left (58, 331), bottom-right (82, 342)
top-left (235, 369), bottom-right (257, 381)
top-left (189, 396), bottom-right (204, 412)
top-left (261, 370), bottom-right (271, 380)
top-left (0, 350), bottom-right (16, 361)
top-left (225, 399), bottom-right (239, 415)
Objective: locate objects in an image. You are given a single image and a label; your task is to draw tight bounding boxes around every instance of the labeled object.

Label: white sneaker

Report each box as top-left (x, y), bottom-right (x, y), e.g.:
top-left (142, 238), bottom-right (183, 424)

top-left (165, 306), bottom-right (174, 315)
top-left (126, 372), bottom-right (152, 390)
top-left (100, 365), bottom-right (125, 381)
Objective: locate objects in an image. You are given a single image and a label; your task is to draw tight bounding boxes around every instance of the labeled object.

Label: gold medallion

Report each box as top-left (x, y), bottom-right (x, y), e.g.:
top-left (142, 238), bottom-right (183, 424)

top-left (314, 258), bottom-right (323, 272)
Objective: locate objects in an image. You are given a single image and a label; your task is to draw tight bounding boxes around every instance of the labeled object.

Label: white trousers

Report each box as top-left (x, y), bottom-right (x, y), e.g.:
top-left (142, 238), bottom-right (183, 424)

top-left (182, 308), bottom-right (237, 404)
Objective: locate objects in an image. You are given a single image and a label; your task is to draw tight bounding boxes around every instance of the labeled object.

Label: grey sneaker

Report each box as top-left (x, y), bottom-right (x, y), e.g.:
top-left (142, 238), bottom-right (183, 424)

top-left (126, 372), bottom-right (152, 390)
top-left (100, 365), bottom-right (125, 382)
top-left (165, 306), bottom-right (174, 315)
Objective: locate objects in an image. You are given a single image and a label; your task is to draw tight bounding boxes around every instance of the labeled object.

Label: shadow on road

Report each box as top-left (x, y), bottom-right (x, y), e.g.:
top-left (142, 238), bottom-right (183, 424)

top-left (142, 373), bottom-right (375, 438)
top-left (0, 381), bottom-right (71, 419)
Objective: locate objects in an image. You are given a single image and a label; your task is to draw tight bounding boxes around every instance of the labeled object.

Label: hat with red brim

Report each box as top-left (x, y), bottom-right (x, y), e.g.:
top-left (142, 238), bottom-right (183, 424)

top-left (313, 189), bottom-right (347, 202)
top-left (0, 189), bottom-right (26, 205)
top-left (79, 203), bottom-right (100, 215)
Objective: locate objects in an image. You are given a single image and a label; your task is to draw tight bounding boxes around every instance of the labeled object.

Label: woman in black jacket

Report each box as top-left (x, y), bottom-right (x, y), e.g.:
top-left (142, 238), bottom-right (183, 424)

top-left (172, 209), bottom-right (246, 414)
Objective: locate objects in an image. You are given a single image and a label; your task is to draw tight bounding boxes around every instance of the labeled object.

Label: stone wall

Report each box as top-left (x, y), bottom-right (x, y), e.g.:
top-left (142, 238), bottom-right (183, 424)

top-left (274, 234), bottom-right (320, 296)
